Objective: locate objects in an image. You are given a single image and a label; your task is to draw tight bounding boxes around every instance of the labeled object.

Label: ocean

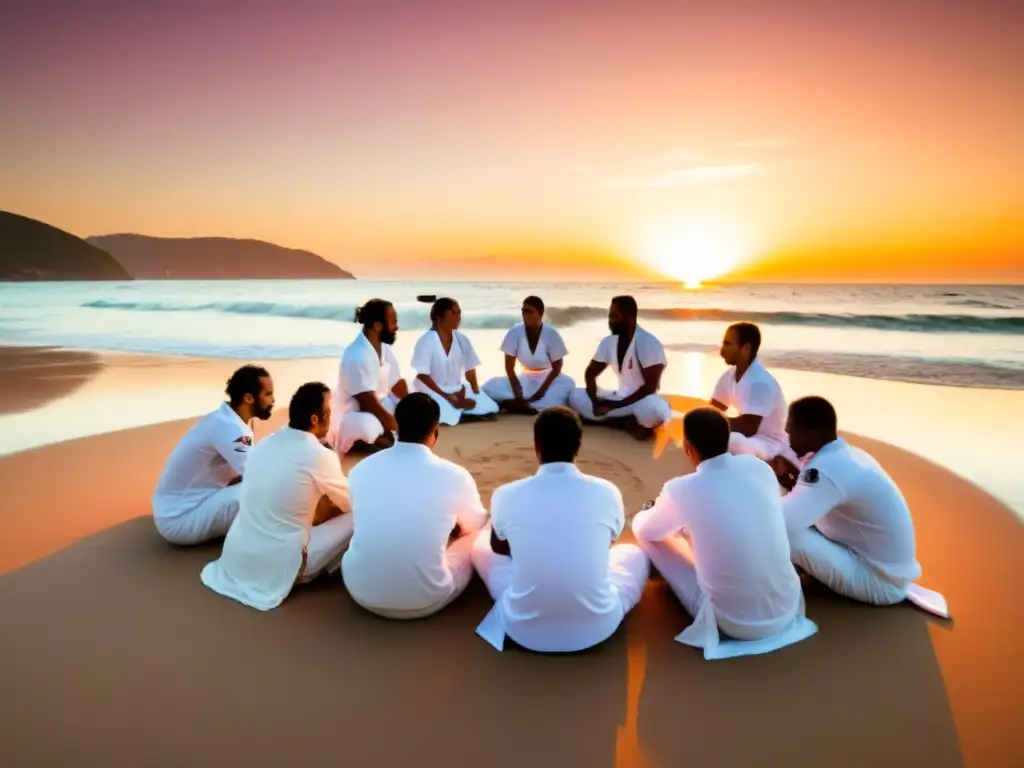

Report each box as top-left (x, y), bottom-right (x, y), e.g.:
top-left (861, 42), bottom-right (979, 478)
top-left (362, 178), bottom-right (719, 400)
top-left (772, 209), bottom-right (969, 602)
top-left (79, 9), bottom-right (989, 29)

top-left (2, 280), bottom-right (1022, 389)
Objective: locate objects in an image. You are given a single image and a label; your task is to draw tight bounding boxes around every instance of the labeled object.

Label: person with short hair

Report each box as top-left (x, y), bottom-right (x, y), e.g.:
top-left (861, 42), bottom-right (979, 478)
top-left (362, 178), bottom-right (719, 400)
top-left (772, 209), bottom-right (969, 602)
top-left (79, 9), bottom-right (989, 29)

top-left (482, 295), bottom-right (576, 414)
top-left (411, 297), bottom-right (500, 425)
top-left (472, 407), bottom-right (650, 653)
top-left (200, 382), bottom-right (353, 611)
top-left (631, 407), bottom-right (817, 660)
top-left (341, 392), bottom-right (489, 619)
top-left (331, 298), bottom-right (408, 455)
top-left (568, 295), bottom-right (672, 440)
top-left (780, 396), bottom-right (947, 616)
top-left (710, 322), bottom-right (793, 465)
top-left (152, 364), bottom-right (274, 545)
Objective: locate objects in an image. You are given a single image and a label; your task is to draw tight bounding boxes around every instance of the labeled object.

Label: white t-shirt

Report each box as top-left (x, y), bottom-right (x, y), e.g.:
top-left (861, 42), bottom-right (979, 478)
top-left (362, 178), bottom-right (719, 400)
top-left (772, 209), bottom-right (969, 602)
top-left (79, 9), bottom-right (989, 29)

top-left (342, 442), bottom-right (489, 610)
top-left (200, 426), bottom-right (351, 611)
top-left (490, 463), bottom-right (626, 653)
top-left (593, 325), bottom-right (668, 398)
top-left (411, 329), bottom-right (482, 389)
top-left (499, 323), bottom-right (568, 373)
top-left (335, 332), bottom-right (401, 418)
top-left (781, 438), bottom-right (922, 585)
top-left (152, 402), bottom-right (254, 519)
top-left (632, 453), bottom-right (802, 639)
top-left (711, 359), bottom-right (788, 446)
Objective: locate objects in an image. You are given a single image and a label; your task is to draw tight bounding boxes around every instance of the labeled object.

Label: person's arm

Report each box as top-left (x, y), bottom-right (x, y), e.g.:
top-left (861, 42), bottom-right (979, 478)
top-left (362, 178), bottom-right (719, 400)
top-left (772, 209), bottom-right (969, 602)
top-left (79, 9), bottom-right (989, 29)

top-left (385, 346), bottom-right (409, 399)
top-left (709, 369), bottom-right (731, 412)
top-left (710, 398), bottom-right (728, 411)
top-left (729, 381), bottom-right (773, 437)
top-left (391, 378), bottom-right (409, 399)
top-left (781, 470), bottom-right (843, 535)
top-left (585, 359), bottom-right (608, 402)
top-left (314, 449), bottom-right (351, 513)
top-left (465, 368), bottom-right (481, 396)
top-left (529, 358), bottom-right (563, 403)
top-left (609, 362), bottom-right (664, 409)
top-left (354, 392), bottom-right (397, 432)
top-left (503, 354), bottom-right (524, 400)
top-left (455, 469), bottom-right (489, 534)
top-left (211, 429), bottom-right (253, 479)
top-left (461, 333), bottom-right (483, 395)
top-left (631, 483), bottom-right (684, 542)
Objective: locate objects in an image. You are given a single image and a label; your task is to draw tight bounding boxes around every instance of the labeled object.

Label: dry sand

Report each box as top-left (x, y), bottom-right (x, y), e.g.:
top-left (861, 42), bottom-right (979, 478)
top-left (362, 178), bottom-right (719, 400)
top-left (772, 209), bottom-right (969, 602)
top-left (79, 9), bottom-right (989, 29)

top-left (1, 393), bottom-right (1022, 766)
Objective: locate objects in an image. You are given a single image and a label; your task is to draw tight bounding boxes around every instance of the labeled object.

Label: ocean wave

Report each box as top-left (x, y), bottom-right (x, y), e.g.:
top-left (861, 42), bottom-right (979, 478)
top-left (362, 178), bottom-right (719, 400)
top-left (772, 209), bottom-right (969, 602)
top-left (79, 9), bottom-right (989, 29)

top-left (80, 299), bottom-right (1024, 335)
top-left (665, 343), bottom-right (1024, 390)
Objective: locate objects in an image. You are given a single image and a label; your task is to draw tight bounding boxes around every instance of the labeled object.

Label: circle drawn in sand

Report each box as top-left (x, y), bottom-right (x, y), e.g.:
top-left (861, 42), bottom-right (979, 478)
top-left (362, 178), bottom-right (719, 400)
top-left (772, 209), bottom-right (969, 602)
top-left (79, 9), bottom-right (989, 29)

top-left (460, 439), bottom-right (645, 507)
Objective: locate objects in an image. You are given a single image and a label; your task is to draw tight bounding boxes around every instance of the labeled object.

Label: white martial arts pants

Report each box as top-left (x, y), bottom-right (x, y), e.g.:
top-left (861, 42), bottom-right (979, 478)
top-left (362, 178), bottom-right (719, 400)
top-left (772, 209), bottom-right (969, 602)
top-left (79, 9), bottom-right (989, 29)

top-left (789, 527), bottom-right (909, 605)
top-left (353, 533), bottom-right (478, 619)
top-left (482, 371), bottom-right (576, 411)
top-left (297, 514), bottom-right (355, 584)
top-left (728, 432), bottom-right (801, 466)
top-left (335, 394), bottom-right (400, 456)
top-left (154, 484), bottom-right (242, 545)
top-left (568, 387), bottom-right (672, 429)
top-left (470, 526), bottom-right (650, 628)
top-left (635, 533), bottom-right (798, 641)
top-left (412, 380), bottom-right (500, 426)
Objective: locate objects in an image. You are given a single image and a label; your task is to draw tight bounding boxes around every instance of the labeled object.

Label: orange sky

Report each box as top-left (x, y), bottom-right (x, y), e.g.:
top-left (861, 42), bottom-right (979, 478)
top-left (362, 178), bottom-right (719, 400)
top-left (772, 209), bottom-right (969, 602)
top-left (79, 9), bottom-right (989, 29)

top-left (1, 2), bottom-right (1021, 283)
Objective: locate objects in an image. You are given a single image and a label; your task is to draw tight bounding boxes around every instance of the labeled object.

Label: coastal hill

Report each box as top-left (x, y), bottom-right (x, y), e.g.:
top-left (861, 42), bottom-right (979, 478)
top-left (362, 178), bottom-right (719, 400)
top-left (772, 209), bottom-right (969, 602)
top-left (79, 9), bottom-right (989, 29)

top-left (0, 211), bottom-right (133, 281)
top-left (87, 234), bottom-right (355, 280)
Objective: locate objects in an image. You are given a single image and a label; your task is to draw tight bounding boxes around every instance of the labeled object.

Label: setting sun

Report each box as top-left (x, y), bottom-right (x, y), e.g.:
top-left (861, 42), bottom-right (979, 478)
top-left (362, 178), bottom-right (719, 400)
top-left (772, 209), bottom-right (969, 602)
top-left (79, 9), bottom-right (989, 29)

top-left (639, 218), bottom-right (752, 288)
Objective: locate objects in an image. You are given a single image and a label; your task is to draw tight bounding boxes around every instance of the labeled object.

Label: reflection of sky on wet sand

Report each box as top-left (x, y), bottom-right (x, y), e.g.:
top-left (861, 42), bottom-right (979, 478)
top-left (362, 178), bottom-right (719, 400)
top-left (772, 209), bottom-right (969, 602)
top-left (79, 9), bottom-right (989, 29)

top-left (1, 344), bottom-right (1021, 517)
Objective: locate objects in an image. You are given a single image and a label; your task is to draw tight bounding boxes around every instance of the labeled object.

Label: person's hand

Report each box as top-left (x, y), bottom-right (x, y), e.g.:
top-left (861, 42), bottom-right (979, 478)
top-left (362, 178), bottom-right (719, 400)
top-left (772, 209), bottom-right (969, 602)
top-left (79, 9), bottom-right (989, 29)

top-left (527, 390), bottom-right (545, 403)
top-left (593, 400), bottom-right (613, 417)
top-left (770, 455), bottom-right (799, 490)
top-left (459, 397), bottom-right (477, 410)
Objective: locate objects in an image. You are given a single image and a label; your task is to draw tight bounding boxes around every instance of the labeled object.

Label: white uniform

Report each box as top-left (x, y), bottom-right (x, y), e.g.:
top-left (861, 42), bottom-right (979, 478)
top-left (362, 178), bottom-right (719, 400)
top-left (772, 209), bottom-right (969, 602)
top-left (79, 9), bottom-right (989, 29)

top-left (151, 402), bottom-right (253, 545)
top-left (472, 463), bottom-right (650, 653)
top-left (782, 438), bottom-right (947, 616)
top-left (482, 323), bottom-right (576, 410)
top-left (331, 331), bottom-right (403, 454)
top-left (632, 453), bottom-right (817, 660)
top-left (342, 442), bottom-right (489, 618)
top-left (568, 325), bottom-right (672, 428)
top-left (411, 329), bottom-right (499, 425)
top-left (711, 359), bottom-right (792, 461)
top-left (200, 426), bottom-right (353, 611)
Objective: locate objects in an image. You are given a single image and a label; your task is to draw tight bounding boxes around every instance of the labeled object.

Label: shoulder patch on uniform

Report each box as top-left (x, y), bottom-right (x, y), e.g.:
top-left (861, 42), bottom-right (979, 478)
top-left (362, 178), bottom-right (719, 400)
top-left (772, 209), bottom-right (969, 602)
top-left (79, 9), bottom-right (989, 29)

top-left (800, 468), bottom-right (820, 484)
top-left (234, 435), bottom-right (252, 446)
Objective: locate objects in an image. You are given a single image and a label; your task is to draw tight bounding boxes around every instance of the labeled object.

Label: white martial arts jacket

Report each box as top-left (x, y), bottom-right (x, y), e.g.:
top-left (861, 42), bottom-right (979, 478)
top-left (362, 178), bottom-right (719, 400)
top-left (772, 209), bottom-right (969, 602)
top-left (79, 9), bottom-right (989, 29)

top-left (592, 325), bottom-right (667, 399)
top-left (711, 359), bottom-right (788, 448)
top-left (500, 323), bottom-right (568, 373)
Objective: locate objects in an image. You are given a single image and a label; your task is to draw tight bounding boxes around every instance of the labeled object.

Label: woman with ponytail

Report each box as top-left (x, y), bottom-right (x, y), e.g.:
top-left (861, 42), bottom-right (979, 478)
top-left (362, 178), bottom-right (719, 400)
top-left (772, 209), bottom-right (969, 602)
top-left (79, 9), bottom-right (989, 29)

top-left (410, 298), bottom-right (499, 425)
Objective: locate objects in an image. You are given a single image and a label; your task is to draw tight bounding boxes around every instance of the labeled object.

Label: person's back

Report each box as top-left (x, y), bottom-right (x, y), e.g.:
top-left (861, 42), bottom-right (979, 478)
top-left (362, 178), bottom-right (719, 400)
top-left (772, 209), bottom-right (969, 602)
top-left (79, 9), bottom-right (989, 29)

top-left (342, 392), bottom-right (488, 617)
top-left (659, 453), bottom-right (800, 636)
top-left (471, 407), bottom-right (650, 653)
top-left (799, 438), bottom-right (918, 580)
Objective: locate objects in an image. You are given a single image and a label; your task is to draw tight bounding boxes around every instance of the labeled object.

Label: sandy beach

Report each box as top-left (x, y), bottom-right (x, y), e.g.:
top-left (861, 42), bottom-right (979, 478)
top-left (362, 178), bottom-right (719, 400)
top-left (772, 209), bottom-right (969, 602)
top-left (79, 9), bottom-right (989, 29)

top-left (1, 347), bottom-right (1022, 766)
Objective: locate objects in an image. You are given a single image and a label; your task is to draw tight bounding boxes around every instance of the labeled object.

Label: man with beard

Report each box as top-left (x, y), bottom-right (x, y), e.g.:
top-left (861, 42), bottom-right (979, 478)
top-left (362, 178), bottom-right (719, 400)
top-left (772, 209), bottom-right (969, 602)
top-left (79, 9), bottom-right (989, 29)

top-left (568, 295), bottom-right (672, 440)
top-left (152, 364), bottom-right (275, 545)
top-left (332, 298), bottom-right (409, 455)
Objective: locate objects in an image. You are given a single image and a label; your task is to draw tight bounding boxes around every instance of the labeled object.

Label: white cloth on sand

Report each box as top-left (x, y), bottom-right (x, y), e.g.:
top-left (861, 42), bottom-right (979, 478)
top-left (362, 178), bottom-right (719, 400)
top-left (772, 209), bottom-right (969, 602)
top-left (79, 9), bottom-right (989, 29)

top-left (152, 402), bottom-right (253, 544)
top-left (200, 426), bottom-right (352, 611)
top-left (712, 359), bottom-right (791, 461)
top-left (482, 322), bottom-right (575, 409)
top-left (411, 329), bottom-right (499, 425)
top-left (632, 453), bottom-right (817, 660)
top-left (342, 441), bottom-right (489, 615)
top-left (782, 438), bottom-right (948, 618)
top-left (331, 331), bottom-right (403, 453)
top-left (568, 325), bottom-right (671, 428)
top-left (471, 463), bottom-right (650, 653)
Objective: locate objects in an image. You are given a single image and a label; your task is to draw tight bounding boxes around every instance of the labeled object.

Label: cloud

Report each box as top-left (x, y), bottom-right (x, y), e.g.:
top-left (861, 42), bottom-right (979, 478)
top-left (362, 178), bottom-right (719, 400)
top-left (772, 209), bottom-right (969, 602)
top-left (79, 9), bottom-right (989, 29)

top-left (603, 162), bottom-right (765, 189)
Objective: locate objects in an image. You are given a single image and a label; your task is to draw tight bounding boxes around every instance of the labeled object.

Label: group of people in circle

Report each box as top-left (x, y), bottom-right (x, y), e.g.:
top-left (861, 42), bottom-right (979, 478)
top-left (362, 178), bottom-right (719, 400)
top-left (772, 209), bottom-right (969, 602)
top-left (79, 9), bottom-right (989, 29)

top-left (150, 293), bottom-right (947, 659)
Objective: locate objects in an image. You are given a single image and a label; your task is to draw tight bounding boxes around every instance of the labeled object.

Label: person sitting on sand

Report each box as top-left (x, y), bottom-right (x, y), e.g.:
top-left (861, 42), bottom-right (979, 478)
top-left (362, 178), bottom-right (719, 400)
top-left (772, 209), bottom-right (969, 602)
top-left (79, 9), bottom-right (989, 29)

top-left (410, 297), bottom-right (500, 426)
top-left (709, 322), bottom-right (795, 467)
top-left (780, 396), bottom-right (945, 614)
top-left (151, 364), bottom-right (275, 546)
top-left (331, 299), bottom-right (408, 456)
top-left (482, 295), bottom-right (576, 414)
top-left (631, 407), bottom-right (816, 659)
top-left (568, 295), bottom-right (672, 440)
top-left (342, 393), bottom-right (489, 619)
top-left (199, 382), bottom-right (353, 611)
top-left (471, 407), bottom-right (650, 653)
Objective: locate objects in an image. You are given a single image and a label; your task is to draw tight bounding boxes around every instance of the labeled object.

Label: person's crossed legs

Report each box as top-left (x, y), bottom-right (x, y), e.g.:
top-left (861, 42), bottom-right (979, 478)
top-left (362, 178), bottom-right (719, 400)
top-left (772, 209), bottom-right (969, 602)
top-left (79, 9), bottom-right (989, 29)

top-left (789, 527), bottom-right (908, 606)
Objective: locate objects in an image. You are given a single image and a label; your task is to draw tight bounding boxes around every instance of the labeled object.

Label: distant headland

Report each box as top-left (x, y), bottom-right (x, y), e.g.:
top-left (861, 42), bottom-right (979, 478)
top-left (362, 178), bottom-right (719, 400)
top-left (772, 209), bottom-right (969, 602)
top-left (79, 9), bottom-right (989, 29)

top-left (0, 210), bottom-right (355, 281)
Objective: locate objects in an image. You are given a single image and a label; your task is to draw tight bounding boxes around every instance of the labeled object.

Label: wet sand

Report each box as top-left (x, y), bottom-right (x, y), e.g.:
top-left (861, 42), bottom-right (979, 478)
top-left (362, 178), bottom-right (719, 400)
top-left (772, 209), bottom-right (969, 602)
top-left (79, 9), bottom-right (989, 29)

top-left (1, 392), bottom-right (1022, 765)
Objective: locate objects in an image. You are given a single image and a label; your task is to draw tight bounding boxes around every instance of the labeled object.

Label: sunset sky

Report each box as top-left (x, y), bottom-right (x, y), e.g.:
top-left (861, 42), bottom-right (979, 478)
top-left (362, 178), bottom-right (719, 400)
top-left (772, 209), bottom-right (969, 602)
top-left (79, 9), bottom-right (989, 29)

top-left (1, 0), bottom-right (1022, 282)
